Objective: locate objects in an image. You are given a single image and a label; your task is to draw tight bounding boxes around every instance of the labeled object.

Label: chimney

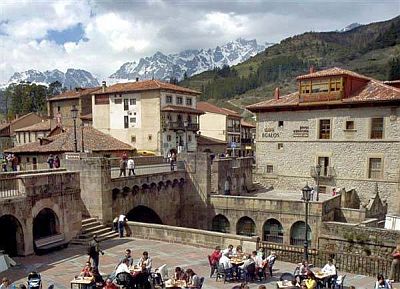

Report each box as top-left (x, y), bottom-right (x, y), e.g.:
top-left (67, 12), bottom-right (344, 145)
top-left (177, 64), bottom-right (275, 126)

top-left (102, 81), bottom-right (107, 93)
top-left (274, 87), bottom-right (280, 100)
top-left (309, 65), bottom-right (316, 74)
top-left (136, 77), bottom-right (139, 82)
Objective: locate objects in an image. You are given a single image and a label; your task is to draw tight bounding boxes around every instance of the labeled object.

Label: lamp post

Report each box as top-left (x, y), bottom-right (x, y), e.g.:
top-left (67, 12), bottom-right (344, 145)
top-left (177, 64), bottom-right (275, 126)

top-left (315, 164), bottom-right (321, 201)
top-left (302, 183), bottom-right (312, 262)
top-left (183, 120), bottom-right (188, 152)
top-left (71, 105), bottom-right (78, 153)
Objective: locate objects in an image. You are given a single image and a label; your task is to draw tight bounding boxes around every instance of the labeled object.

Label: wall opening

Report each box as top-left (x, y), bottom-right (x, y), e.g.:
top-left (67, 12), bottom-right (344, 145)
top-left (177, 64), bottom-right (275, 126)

top-left (290, 221), bottom-right (312, 247)
top-left (127, 205), bottom-right (163, 224)
top-left (263, 218), bottom-right (284, 243)
top-left (236, 216), bottom-right (256, 237)
top-left (211, 214), bottom-right (230, 233)
top-left (33, 208), bottom-right (60, 240)
top-left (0, 215), bottom-right (24, 256)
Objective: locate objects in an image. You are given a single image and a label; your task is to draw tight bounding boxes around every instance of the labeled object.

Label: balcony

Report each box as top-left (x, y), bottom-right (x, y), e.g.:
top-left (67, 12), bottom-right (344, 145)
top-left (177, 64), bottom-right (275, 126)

top-left (166, 122), bottom-right (199, 131)
top-left (241, 138), bottom-right (253, 144)
top-left (227, 125), bottom-right (240, 133)
top-left (310, 166), bottom-right (336, 178)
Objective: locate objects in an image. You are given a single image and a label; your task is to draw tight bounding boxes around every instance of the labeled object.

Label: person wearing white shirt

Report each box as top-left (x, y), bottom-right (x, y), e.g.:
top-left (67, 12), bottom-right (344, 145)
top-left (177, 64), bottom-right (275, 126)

top-left (118, 214), bottom-right (127, 238)
top-left (265, 251), bottom-right (277, 277)
top-left (219, 253), bottom-right (233, 270)
top-left (116, 258), bottom-right (131, 275)
top-left (137, 251), bottom-right (152, 273)
top-left (251, 251), bottom-right (263, 269)
top-left (321, 259), bottom-right (337, 288)
top-left (222, 244), bottom-right (234, 257)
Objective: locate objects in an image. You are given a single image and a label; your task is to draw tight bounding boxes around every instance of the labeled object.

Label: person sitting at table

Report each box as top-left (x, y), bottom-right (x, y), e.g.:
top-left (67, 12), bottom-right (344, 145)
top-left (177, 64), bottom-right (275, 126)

top-left (321, 258), bottom-right (337, 287)
top-left (295, 260), bottom-right (309, 283)
top-left (251, 251), bottom-right (263, 270)
top-left (219, 252), bottom-right (233, 279)
top-left (132, 265), bottom-right (151, 289)
top-left (233, 245), bottom-right (243, 257)
top-left (116, 249), bottom-right (134, 268)
top-left (223, 244), bottom-right (234, 257)
top-left (80, 261), bottom-right (93, 277)
top-left (265, 251), bottom-right (276, 277)
top-left (174, 267), bottom-right (187, 281)
top-left (186, 269), bottom-right (201, 288)
top-left (304, 271), bottom-right (317, 289)
top-left (137, 251), bottom-right (152, 273)
top-left (102, 278), bottom-right (118, 289)
top-left (116, 258), bottom-right (131, 276)
top-left (375, 274), bottom-right (392, 289)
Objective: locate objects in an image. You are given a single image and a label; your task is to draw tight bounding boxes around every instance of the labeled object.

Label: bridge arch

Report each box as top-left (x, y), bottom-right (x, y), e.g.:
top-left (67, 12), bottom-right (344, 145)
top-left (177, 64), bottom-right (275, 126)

top-left (211, 214), bottom-right (230, 233)
top-left (0, 214), bottom-right (24, 256)
top-left (263, 218), bottom-right (284, 243)
top-left (127, 205), bottom-right (163, 224)
top-left (290, 221), bottom-right (311, 247)
top-left (33, 208), bottom-right (60, 240)
top-left (236, 216), bottom-right (256, 237)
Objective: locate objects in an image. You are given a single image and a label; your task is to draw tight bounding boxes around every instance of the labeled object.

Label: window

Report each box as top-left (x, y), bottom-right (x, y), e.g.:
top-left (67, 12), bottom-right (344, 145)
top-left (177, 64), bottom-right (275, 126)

top-left (346, 120), bottom-right (355, 130)
top-left (124, 116), bottom-right (129, 128)
top-left (131, 135), bottom-right (136, 142)
top-left (123, 99), bottom-right (129, 111)
top-left (177, 97), bottom-right (183, 105)
top-left (300, 77), bottom-right (342, 94)
top-left (130, 117), bottom-right (136, 123)
top-left (188, 135), bottom-right (192, 142)
top-left (278, 121), bottom-right (284, 128)
top-left (186, 98), bottom-right (192, 106)
top-left (370, 118), bottom-right (384, 139)
top-left (266, 165), bottom-right (274, 174)
top-left (368, 158), bottom-right (383, 179)
top-left (166, 95), bottom-right (173, 103)
top-left (148, 134), bottom-right (152, 141)
top-left (115, 98), bottom-right (122, 104)
top-left (167, 135), bottom-right (172, 142)
top-left (130, 98), bottom-right (136, 105)
top-left (318, 156), bottom-right (330, 176)
top-left (57, 106), bottom-right (61, 112)
top-left (277, 143), bottom-right (283, 150)
top-left (26, 157), bottom-right (30, 163)
top-left (319, 119), bottom-right (331, 139)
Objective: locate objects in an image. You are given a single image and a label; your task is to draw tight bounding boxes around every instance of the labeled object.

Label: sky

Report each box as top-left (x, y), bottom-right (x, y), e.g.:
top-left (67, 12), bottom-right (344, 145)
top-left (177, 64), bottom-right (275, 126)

top-left (0, 0), bottom-right (399, 84)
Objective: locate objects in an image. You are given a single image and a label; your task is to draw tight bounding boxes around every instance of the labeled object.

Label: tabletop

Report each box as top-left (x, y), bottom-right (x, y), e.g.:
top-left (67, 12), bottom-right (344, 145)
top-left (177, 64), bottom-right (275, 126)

top-left (71, 277), bottom-right (94, 285)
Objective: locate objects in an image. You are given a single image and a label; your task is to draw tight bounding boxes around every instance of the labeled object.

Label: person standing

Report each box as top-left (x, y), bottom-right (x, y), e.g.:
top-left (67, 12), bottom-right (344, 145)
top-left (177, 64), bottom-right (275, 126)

top-left (127, 157), bottom-right (135, 176)
top-left (88, 235), bottom-right (104, 271)
top-left (119, 157), bottom-right (127, 177)
top-left (54, 155), bottom-right (60, 168)
top-left (390, 245), bottom-right (400, 281)
top-left (47, 154), bottom-right (54, 169)
top-left (118, 214), bottom-right (127, 238)
top-left (224, 179), bottom-right (231, 195)
top-left (11, 155), bottom-right (18, 171)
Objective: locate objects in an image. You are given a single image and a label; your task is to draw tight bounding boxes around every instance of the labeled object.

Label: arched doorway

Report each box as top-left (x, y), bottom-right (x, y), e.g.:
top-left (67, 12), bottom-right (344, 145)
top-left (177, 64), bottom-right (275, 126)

top-left (236, 216), bottom-right (256, 237)
top-left (0, 215), bottom-right (24, 256)
top-left (211, 214), bottom-right (230, 233)
top-left (33, 208), bottom-right (60, 240)
top-left (127, 206), bottom-right (163, 224)
top-left (263, 219), bottom-right (284, 243)
top-left (290, 221), bottom-right (311, 247)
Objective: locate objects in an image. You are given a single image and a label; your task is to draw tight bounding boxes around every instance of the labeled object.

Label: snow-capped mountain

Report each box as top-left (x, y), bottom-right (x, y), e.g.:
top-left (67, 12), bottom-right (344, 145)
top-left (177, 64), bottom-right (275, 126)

top-left (339, 23), bottom-right (362, 32)
top-left (7, 68), bottom-right (99, 88)
top-left (109, 38), bottom-right (272, 82)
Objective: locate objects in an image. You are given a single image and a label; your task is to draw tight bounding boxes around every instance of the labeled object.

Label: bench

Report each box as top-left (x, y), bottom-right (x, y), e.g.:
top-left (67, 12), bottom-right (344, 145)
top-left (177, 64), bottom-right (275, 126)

top-left (34, 233), bottom-right (68, 250)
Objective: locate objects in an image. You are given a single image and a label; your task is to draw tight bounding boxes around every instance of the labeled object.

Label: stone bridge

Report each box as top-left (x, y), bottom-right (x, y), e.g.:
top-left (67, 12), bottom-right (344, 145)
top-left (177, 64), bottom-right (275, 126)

top-left (0, 169), bottom-right (81, 256)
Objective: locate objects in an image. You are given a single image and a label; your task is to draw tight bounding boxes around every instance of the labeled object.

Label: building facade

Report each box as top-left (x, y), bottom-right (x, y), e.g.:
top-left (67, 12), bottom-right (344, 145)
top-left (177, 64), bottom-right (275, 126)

top-left (248, 67), bottom-right (400, 214)
top-left (92, 80), bottom-right (202, 156)
top-left (240, 120), bottom-right (255, 156)
top-left (14, 120), bottom-right (52, 146)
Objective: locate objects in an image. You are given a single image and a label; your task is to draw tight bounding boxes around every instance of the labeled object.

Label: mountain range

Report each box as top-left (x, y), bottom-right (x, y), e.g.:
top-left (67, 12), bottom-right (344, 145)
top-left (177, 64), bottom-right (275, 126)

top-left (108, 38), bottom-right (271, 82)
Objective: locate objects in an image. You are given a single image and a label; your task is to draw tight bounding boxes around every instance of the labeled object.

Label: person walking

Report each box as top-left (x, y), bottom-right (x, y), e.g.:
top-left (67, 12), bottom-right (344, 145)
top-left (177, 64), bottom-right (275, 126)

top-left (118, 214), bottom-right (127, 238)
top-left (390, 245), bottom-right (400, 281)
top-left (88, 235), bottom-right (104, 271)
top-left (119, 157), bottom-right (127, 177)
top-left (127, 157), bottom-right (135, 176)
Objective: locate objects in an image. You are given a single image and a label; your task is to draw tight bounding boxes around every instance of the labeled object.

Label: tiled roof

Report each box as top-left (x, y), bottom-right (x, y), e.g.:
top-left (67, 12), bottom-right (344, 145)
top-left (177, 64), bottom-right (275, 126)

top-left (197, 135), bottom-right (227, 145)
top-left (0, 112), bottom-right (43, 132)
top-left (48, 87), bottom-right (101, 101)
top-left (93, 80), bottom-right (200, 95)
top-left (241, 119), bottom-right (256, 128)
top-left (7, 126), bottom-right (133, 154)
top-left (161, 105), bottom-right (204, 115)
top-left (196, 102), bottom-right (241, 118)
top-left (14, 120), bottom-right (51, 132)
top-left (384, 80), bottom-right (400, 84)
top-left (247, 80), bottom-right (400, 112)
top-left (296, 67), bottom-right (371, 81)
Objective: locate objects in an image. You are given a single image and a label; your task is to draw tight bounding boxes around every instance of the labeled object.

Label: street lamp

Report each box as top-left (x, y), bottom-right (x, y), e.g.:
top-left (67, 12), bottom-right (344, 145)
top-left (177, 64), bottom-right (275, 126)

top-left (71, 105), bottom-right (78, 153)
top-left (302, 183), bottom-right (312, 262)
top-left (315, 164), bottom-right (321, 201)
top-left (183, 120), bottom-right (188, 152)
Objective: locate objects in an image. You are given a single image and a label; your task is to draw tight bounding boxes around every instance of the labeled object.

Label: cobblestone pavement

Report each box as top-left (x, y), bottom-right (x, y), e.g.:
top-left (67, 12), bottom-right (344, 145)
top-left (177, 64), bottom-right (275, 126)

top-left (1, 237), bottom-right (394, 289)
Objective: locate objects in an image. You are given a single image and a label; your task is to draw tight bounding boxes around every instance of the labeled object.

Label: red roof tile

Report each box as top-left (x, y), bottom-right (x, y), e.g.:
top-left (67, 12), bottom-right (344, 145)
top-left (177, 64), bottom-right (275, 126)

top-left (48, 87), bottom-right (101, 101)
top-left (93, 80), bottom-right (200, 95)
top-left (6, 126), bottom-right (133, 154)
top-left (161, 105), bottom-right (204, 115)
top-left (296, 67), bottom-right (372, 81)
top-left (197, 102), bottom-right (241, 118)
top-left (14, 120), bottom-right (51, 132)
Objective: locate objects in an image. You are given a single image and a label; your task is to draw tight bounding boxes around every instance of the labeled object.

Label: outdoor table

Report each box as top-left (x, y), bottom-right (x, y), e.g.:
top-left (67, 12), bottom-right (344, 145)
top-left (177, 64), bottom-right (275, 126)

top-left (276, 280), bottom-right (292, 288)
top-left (230, 257), bottom-right (244, 265)
top-left (129, 265), bottom-right (142, 273)
top-left (165, 279), bottom-right (187, 288)
top-left (70, 277), bottom-right (95, 289)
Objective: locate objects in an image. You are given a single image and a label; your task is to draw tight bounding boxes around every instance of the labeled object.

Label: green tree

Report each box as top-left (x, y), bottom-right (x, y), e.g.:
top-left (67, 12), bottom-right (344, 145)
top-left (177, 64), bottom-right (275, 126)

top-left (388, 57), bottom-right (400, 80)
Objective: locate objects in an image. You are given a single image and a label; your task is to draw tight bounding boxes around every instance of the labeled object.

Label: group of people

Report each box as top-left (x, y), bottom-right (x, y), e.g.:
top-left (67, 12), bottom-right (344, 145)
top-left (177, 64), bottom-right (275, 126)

top-left (46, 154), bottom-right (61, 169)
top-left (1, 154), bottom-right (18, 172)
top-left (119, 154), bottom-right (136, 177)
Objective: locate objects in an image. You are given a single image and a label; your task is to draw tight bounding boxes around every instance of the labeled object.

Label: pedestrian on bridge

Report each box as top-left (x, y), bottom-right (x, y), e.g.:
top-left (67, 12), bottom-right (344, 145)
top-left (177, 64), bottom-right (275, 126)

top-left (119, 157), bottom-right (127, 177)
top-left (127, 158), bottom-right (135, 176)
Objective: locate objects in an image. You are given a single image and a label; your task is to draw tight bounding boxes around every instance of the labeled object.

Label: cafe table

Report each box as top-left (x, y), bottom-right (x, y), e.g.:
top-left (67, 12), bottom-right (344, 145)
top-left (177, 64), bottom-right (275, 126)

top-left (70, 276), bottom-right (95, 289)
top-left (276, 280), bottom-right (293, 288)
top-left (165, 279), bottom-right (187, 288)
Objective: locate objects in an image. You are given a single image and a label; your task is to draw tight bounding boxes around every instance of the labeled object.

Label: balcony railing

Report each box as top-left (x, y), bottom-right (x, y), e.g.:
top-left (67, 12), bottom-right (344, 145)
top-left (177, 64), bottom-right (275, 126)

top-left (166, 122), bottom-right (199, 131)
top-left (0, 177), bottom-right (20, 198)
top-left (310, 166), bottom-right (336, 178)
top-left (227, 125), bottom-right (240, 133)
top-left (241, 138), bottom-right (253, 144)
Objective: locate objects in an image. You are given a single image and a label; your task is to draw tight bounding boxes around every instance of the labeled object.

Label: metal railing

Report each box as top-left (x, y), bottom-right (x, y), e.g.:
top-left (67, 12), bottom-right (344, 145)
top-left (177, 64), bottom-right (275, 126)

top-left (111, 163), bottom-right (173, 178)
top-left (167, 122), bottom-right (199, 131)
top-left (0, 177), bottom-right (20, 198)
top-left (264, 235), bottom-right (284, 244)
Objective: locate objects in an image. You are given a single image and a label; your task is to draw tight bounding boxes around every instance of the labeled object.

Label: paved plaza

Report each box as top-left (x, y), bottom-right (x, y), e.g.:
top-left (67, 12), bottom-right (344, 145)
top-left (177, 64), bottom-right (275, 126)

top-left (2, 237), bottom-right (391, 289)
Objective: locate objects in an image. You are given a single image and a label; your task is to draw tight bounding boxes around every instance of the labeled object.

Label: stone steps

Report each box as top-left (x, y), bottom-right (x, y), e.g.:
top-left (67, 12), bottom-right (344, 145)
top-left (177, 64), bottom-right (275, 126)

top-left (71, 218), bottom-right (118, 245)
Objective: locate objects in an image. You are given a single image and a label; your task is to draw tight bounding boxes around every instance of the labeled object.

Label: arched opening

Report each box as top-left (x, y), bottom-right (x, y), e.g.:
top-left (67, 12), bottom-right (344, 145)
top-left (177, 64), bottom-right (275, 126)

top-left (263, 219), bottom-right (284, 243)
top-left (211, 214), bottom-right (230, 233)
top-left (33, 208), bottom-right (60, 240)
top-left (290, 221), bottom-right (311, 247)
top-left (127, 206), bottom-right (163, 224)
top-left (224, 176), bottom-right (232, 195)
top-left (0, 215), bottom-right (24, 256)
top-left (236, 216), bottom-right (256, 237)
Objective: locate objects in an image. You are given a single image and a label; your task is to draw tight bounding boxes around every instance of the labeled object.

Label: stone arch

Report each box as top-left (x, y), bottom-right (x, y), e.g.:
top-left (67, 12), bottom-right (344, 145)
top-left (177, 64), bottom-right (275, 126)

top-left (0, 214), bottom-right (24, 256)
top-left (158, 181), bottom-right (165, 191)
top-left (290, 221), bottom-right (311, 247)
top-left (112, 188), bottom-right (120, 200)
top-left (211, 214), bottom-right (230, 233)
top-left (236, 216), bottom-right (256, 237)
top-left (142, 183), bottom-right (149, 191)
top-left (150, 183), bottom-right (157, 192)
top-left (132, 185), bottom-right (140, 196)
top-left (165, 180), bottom-right (172, 188)
top-left (172, 179), bottom-right (179, 187)
top-left (127, 205), bottom-right (163, 224)
top-left (33, 208), bottom-right (60, 240)
top-left (263, 218), bottom-right (284, 243)
top-left (122, 186), bottom-right (130, 197)
top-left (179, 178), bottom-right (185, 186)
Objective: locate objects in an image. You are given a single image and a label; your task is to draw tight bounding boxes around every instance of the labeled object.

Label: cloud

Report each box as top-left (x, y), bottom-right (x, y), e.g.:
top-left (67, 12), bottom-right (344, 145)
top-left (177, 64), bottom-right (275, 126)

top-left (0, 0), bottom-right (399, 83)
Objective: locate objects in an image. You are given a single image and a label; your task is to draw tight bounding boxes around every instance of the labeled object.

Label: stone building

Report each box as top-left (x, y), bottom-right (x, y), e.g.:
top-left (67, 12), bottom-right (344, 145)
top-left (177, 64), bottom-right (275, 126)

top-left (240, 119), bottom-right (255, 156)
top-left (247, 67), bottom-right (400, 214)
top-left (92, 80), bottom-right (202, 156)
top-left (196, 135), bottom-right (227, 155)
top-left (14, 120), bottom-right (52, 146)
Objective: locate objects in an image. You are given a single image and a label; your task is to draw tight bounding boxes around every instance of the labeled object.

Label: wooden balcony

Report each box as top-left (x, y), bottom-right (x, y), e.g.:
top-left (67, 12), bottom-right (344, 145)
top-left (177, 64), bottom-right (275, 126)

top-left (166, 122), bottom-right (199, 131)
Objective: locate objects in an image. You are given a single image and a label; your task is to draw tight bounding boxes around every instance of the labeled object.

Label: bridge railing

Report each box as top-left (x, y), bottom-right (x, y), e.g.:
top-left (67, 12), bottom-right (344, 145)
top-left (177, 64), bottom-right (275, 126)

top-left (0, 177), bottom-right (21, 198)
top-left (257, 240), bottom-right (397, 280)
top-left (111, 163), bottom-right (173, 178)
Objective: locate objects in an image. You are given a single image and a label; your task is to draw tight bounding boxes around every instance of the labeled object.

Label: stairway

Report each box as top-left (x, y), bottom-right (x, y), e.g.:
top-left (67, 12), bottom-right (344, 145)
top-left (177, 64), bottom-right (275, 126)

top-left (71, 218), bottom-right (119, 245)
